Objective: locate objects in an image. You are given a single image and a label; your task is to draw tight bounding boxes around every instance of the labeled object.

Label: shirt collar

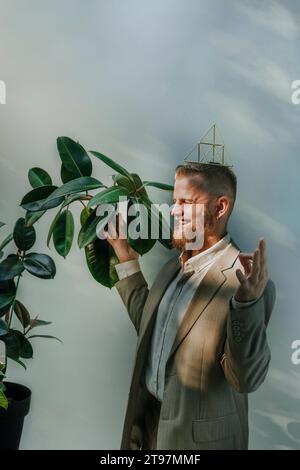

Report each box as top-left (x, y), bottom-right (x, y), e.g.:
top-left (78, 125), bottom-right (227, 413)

top-left (178, 233), bottom-right (231, 273)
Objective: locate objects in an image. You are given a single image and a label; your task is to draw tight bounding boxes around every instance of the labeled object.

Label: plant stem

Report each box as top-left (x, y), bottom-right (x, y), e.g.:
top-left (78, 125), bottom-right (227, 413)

top-left (5, 249), bottom-right (26, 375)
top-left (8, 273), bottom-right (21, 329)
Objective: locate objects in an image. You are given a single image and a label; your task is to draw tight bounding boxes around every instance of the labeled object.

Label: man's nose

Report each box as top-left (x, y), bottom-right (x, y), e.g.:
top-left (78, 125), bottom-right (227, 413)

top-left (171, 203), bottom-right (182, 218)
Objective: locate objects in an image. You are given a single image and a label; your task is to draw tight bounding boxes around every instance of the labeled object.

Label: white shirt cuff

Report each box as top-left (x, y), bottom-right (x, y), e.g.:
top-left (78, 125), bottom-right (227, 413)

top-left (231, 296), bottom-right (258, 310)
top-left (115, 259), bottom-right (141, 280)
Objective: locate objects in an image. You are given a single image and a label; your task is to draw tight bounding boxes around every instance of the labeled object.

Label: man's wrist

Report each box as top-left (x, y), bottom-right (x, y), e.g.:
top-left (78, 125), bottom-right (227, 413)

top-left (231, 296), bottom-right (258, 310)
top-left (118, 256), bottom-right (139, 263)
top-left (234, 295), bottom-right (258, 303)
top-left (115, 259), bottom-right (141, 280)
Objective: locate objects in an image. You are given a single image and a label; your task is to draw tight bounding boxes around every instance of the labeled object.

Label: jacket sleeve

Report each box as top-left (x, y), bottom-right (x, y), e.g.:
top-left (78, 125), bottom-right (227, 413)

top-left (220, 279), bottom-right (276, 393)
top-left (115, 271), bottom-right (149, 335)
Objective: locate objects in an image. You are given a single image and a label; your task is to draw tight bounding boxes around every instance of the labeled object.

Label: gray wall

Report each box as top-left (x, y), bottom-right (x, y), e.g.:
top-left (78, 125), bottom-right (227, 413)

top-left (0, 0), bottom-right (299, 449)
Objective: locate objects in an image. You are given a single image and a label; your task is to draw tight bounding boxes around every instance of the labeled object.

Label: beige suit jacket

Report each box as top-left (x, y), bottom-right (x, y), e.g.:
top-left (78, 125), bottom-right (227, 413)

top-left (115, 239), bottom-right (276, 450)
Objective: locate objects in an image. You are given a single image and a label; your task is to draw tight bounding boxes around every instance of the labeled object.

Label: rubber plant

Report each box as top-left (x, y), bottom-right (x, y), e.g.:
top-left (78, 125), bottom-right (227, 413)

top-left (0, 219), bottom-right (58, 410)
top-left (0, 136), bottom-right (174, 408)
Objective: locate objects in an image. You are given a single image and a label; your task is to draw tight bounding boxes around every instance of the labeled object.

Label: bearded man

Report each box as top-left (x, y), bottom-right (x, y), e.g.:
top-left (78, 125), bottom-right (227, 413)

top-left (104, 162), bottom-right (276, 450)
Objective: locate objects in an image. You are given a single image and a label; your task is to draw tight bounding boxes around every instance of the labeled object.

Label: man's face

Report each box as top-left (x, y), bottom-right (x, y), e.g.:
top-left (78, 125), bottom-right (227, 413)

top-left (170, 175), bottom-right (216, 251)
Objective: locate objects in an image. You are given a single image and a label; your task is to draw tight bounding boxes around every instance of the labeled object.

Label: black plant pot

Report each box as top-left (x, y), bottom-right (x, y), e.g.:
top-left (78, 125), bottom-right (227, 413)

top-left (0, 382), bottom-right (31, 450)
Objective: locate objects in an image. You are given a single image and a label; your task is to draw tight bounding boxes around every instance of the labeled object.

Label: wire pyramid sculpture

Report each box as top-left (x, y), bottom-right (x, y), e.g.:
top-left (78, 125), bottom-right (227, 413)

top-left (183, 124), bottom-right (233, 167)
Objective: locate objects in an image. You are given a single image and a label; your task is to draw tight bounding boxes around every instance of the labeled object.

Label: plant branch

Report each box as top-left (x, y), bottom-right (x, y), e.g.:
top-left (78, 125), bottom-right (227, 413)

top-left (8, 250), bottom-right (25, 329)
top-left (8, 273), bottom-right (21, 329)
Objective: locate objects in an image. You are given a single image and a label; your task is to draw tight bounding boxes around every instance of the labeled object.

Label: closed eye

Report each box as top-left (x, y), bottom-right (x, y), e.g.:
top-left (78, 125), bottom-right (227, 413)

top-left (173, 200), bottom-right (194, 204)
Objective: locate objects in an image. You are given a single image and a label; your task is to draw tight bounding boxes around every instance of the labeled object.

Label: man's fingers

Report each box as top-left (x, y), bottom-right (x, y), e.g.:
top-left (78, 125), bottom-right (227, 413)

top-left (238, 254), bottom-right (252, 276)
top-left (103, 230), bottom-right (112, 242)
top-left (236, 268), bottom-right (247, 286)
top-left (258, 238), bottom-right (269, 281)
top-left (107, 221), bottom-right (117, 239)
top-left (249, 248), bottom-right (260, 282)
top-left (239, 252), bottom-right (254, 259)
top-left (118, 211), bottom-right (127, 238)
top-left (239, 251), bottom-right (255, 276)
top-left (259, 238), bottom-right (267, 268)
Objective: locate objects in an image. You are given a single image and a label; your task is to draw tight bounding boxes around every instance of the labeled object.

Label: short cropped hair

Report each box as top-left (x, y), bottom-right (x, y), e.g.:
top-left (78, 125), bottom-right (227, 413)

top-left (175, 162), bottom-right (237, 213)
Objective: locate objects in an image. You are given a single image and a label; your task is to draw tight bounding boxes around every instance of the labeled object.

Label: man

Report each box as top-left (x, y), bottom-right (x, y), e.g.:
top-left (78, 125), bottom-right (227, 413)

top-left (103, 162), bottom-right (276, 450)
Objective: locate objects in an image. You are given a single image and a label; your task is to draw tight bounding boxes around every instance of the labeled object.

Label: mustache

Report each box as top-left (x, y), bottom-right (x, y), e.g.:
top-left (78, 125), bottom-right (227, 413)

top-left (174, 217), bottom-right (191, 223)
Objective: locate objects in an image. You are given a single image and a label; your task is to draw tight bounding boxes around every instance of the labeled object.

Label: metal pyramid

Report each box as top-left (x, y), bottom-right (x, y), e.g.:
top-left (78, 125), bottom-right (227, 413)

top-left (183, 124), bottom-right (233, 167)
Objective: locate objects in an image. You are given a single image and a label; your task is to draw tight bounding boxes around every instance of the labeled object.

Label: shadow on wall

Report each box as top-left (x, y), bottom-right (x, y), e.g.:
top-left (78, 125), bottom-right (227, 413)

top-left (250, 368), bottom-right (300, 450)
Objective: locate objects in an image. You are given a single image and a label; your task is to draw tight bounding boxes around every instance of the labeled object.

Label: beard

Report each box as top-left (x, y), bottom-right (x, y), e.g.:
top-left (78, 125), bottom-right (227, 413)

top-left (171, 206), bottom-right (215, 252)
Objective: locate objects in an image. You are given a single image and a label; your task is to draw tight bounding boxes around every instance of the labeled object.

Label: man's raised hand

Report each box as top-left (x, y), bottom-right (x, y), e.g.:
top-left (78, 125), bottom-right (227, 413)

top-left (103, 212), bottom-right (139, 263)
top-left (234, 238), bottom-right (269, 302)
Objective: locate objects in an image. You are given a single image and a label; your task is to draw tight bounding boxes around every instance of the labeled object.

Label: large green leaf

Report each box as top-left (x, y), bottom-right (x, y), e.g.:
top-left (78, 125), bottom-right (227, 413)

top-left (57, 136), bottom-right (92, 178)
top-left (0, 293), bottom-right (15, 312)
top-left (130, 173), bottom-right (148, 198)
top-left (47, 192), bottom-right (86, 246)
top-left (28, 167), bottom-right (52, 188)
top-left (90, 151), bottom-right (134, 182)
top-left (20, 185), bottom-right (64, 212)
top-left (25, 210), bottom-right (46, 226)
top-left (60, 164), bottom-right (77, 183)
top-left (0, 319), bottom-right (8, 336)
top-left (14, 300), bottom-right (31, 328)
top-left (127, 198), bottom-right (156, 255)
top-left (41, 177), bottom-right (104, 209)
top-left (46, 193), bottom-right (89, 247)
top-left (13, 217), bottom-right (36, 251)
top-left (0, 390), bottom-right (8, 410)
top-left (78, 208), bottom-right (97, 248)
top-left (61, 193), bottom-right (88, 209)
top-left (0, 232), bottom-right (13, 261)
top-left (80, 207), bottom-right (92, 226)
top-left (85, 238), bottom-right (119, 288)
top-left (142, 181), bottom-right (174, 191)
top-left (113, 174), bottom-right (136, 193)
top-left (138, 194), bottom-right (173, 250)
top-left (0, 255), bottom-right (24, 281)
top-left (2, 331), bottom-right (21, 359)
top-left (53, 209), bottom-right (74, 258)
top-left (0, 279), bottom-right (16, 295)
top-left (0, 233), bottom-right (13, 254)
top-left (78, 206), bottom-right (115, 249)
top-left (20, 337), bottom-right (33, 359)
top-left (87, 186), bottom-right (130, 209)
top-left (23, 253), bottom-right (56, 279)
top-left (0, 222), bottom-right (5, 229)
top-left (47, 207), bottom-right (63, 247)
top-left (11, 330), bottom-right (33, 359)
top-left (0, 280), bottom-right (16, 317)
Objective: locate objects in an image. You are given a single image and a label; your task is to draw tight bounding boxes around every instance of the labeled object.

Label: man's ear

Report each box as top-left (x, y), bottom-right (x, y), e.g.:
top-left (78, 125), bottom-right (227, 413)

top-left (216, 196), bottom-right (230, 219)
